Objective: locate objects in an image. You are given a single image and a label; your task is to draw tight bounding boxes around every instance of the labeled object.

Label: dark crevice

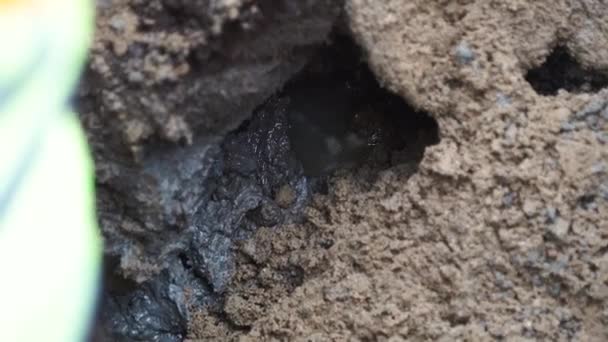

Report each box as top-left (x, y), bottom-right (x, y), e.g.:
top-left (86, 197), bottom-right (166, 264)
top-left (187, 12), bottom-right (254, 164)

top-left (102, 255), bottom-right (139, 296)
top-left (280, 33), bottom-right (439, 177)
top-left (525, 46), bottom-right (608, 95)
top-left (281, 265), bottom-right (306, 287)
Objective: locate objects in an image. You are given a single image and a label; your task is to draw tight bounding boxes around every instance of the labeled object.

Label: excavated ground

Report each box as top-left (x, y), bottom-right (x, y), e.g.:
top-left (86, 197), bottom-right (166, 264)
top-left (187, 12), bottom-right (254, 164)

top-left (83, 0), bottom-right (608, 340)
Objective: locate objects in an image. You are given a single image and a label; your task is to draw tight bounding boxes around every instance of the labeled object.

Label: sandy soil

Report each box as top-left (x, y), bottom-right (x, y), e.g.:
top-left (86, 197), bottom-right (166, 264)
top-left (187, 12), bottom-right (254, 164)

top-left (84, 0), bottom-right (607, 340)
top-left (231, 1), bottom-right (608, 340)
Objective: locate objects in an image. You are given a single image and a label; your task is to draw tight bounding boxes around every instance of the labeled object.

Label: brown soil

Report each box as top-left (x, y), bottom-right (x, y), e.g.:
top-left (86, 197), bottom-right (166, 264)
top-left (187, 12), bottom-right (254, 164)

top-left (213, 1), bottom-right (608, 340)
top-left (86, 0), bottom-right (608, 340)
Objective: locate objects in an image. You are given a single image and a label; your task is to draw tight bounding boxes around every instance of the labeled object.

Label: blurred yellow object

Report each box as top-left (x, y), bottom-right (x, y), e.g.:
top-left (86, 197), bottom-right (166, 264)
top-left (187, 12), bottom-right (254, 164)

top-left (0, 0), bottom-right (101, 341)
top-left (0, 113), bottom-right (100, 341)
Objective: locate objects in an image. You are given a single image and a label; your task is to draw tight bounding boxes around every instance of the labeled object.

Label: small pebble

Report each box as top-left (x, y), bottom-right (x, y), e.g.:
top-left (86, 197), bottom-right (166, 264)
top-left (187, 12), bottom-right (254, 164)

top-left (600, 183), bottom-right (608, 200)
top-left (545, 207), bottom-right (557, 223)
top-left (586, 115), bottom-right (600, 130)
top-left (504, 124), bottom-right (518, 143)
top-left (275, 185), bottom-right (297, 209)
top-left (548, 218), bottom-right (570, 239)
top-left (560, 121), bottom-right (576, 132)
top-left (502, 192), bottom-right (515, 207)
top-left (576, 100), bottom-right (605, 118)
top-left (601, 107), bottom-right (608, 120)
top-left (591, 162), bottom-right (606, 174)
top-left (455, 42), bottom-right (475, 65)
top-left (109, 15), bottom-right (126, 31)
top-left (497, 93), bottom-right (511, 108)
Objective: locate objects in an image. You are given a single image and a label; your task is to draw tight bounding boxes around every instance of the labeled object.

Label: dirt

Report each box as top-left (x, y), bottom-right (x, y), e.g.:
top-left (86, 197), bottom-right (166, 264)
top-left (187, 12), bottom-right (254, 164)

top-left (80, 0), bottom-right (339, 283)
top-left (84, 0), bottom-right (608, 341)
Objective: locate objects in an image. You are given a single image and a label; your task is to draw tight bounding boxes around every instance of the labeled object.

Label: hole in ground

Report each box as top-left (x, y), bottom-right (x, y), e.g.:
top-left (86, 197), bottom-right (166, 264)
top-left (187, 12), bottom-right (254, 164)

top-left (525, 46), bottom-right (608, 95)
top-left (281, 34), bottom-right (439, 178)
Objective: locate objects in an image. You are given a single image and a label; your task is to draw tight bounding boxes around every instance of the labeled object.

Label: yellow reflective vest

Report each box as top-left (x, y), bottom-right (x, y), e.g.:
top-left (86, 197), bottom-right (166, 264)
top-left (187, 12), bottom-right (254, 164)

top-left (0, 0), bottom-right (101, 340)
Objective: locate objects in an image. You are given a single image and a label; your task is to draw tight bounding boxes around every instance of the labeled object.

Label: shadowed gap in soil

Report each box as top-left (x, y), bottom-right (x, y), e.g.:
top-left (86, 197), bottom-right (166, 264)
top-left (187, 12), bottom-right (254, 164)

top-left (94, 33), bottom-right (439, 341)
top-left (282, 35), bottom-right (439, 180)
top-left (525, 46), bottom-right (608, 95)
